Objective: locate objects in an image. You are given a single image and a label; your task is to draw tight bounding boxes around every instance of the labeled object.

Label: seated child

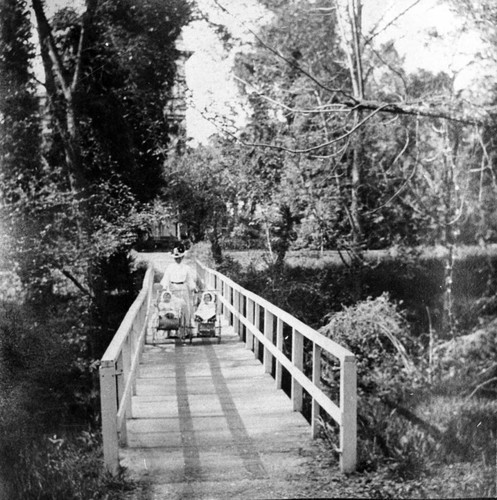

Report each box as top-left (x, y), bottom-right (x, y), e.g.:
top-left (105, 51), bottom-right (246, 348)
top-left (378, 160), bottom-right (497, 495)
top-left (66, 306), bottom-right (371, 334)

top-left (194, 292), bottom-right (216, 322)
top-left (157, 290), bottom-right (183, 321)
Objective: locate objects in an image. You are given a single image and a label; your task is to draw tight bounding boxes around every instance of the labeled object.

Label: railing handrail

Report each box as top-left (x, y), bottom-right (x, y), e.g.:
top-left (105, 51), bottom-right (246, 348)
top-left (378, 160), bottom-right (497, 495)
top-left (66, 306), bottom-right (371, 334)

top-left (100, 264), bottom-right (155, 474)
top-left (196, 259), bottom-right (357, 473)
top-left (197, 262), bottom-right (354, 362)
top-left (224, 296), bottom-right (342, 423)
top-left (101, 266), bottom-right (154, 365)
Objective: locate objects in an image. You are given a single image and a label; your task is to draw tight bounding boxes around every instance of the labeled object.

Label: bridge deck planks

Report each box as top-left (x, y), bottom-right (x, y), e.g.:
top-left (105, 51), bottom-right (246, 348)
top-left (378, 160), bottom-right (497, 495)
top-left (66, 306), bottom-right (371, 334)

top-left (121, 324), bottom-right (321, 499)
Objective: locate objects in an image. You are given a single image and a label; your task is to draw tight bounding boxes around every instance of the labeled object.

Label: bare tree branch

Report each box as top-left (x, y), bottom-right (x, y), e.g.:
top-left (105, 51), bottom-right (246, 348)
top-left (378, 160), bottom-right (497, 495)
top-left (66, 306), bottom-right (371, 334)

top-left (217, 0), bottom-right (485, 128)
top-left (465, 377), bottom-right (497, 399)
top-left (350, 99), bottom-right (483, 125)
top-left (235, 104), bottom-right (390, 154)
top-left (364, 0), bottom-right (423, 46)
top-left (233, 75), bottom-right (350, 114)
top-left (212, 0), bottom-right (354, 100)
top-left (60, 268), bottom-right (93, 297)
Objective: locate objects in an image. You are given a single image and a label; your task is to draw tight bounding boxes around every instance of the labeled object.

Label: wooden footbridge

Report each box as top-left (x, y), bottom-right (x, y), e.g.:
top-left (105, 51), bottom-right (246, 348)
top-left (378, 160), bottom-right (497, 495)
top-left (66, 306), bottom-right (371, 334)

top-left (99, 256), bottom-right (357, 498)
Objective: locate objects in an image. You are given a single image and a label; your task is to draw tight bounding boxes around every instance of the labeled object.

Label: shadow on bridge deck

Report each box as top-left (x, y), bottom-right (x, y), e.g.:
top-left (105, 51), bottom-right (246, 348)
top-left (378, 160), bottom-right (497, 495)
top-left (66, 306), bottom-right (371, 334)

top-left (121, 323), bottom-right (319, 499)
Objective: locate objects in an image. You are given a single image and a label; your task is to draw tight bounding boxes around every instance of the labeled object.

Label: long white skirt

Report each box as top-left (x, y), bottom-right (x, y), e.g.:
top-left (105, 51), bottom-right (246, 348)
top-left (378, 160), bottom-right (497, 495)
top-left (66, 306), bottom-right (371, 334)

top-left (169, 283), bottom-right (193, 328)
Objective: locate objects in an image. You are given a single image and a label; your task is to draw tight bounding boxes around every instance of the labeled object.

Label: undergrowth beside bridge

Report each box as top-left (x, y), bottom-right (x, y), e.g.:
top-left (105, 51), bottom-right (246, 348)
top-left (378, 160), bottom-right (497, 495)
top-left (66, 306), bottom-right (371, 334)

top-left (0, 270), bottom-right (145, 499)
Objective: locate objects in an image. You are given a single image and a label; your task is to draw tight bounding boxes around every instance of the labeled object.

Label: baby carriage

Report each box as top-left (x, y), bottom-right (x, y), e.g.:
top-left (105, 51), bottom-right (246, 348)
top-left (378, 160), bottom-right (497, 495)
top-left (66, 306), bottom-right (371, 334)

top-left (192, 290), bottom-right (221, 343)
top-left (152, 289), bottom-right (186, 342)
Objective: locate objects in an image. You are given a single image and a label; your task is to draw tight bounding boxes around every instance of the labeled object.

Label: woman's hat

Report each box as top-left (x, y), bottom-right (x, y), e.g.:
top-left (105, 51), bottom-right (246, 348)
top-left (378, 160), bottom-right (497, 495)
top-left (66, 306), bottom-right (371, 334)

top-left (172, 243), bottom-right (186, 258)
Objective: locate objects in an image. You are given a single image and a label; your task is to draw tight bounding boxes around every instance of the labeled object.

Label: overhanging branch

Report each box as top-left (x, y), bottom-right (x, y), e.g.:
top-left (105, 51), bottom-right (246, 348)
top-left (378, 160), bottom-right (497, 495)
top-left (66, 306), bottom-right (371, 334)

top-left (351, 99), bottom-right (484, 126)
top-left (60, 268), bottom-right (94, 298)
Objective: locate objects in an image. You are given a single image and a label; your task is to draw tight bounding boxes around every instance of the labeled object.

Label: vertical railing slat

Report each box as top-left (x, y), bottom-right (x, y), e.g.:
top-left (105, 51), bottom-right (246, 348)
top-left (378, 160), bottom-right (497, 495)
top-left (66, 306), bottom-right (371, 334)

top-left (236, 288), bottom-right (242, 338)
top-left (291, 328), bottom-right (303, 411)
top-left (275, 318), bottom-right (283, 389)
top-left (122, 335), bottom-right (132, 431)
top-left (253, 303), bottom-right (260, 360)
top-left (263, 309), bottom-right (273, 373)
top-left (311, 343), bottom-right (322, 438)
top-left (246, 298), bottom-right (254, 351)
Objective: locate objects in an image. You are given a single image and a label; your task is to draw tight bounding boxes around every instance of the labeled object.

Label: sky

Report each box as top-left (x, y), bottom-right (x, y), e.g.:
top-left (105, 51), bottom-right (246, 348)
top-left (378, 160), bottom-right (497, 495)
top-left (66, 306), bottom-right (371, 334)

top-left (182, 0), bottom-right (269, 145)
top-left (33, 0), bottom-right (489, 145)
top-left (182, 0), bottom-right (487, 145)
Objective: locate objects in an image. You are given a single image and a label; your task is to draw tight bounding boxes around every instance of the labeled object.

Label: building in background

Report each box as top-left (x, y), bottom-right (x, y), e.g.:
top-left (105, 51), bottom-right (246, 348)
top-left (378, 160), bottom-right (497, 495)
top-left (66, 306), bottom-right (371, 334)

top-left (165, 34), bottom-right (193, 154)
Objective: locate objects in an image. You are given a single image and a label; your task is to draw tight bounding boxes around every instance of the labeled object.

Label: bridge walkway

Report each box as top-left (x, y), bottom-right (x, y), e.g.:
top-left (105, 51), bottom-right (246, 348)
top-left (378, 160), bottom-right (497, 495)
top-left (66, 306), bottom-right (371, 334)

top-left (121, 324), bottom-right (317, 499)
top-left (100, 256), bottom-right (356, 498)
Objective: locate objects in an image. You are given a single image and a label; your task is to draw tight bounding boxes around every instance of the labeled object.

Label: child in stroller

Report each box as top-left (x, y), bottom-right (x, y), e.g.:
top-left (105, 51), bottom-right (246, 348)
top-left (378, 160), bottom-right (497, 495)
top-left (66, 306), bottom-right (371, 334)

top-left (193, 291), bottom-right (220, 342)
top-left (155, 289), bottom-right (185, 340)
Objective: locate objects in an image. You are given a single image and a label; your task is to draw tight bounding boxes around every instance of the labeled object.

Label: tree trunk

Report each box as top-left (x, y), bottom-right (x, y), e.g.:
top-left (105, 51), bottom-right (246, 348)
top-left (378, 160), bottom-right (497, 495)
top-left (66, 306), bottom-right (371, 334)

top-left (336, 0), bottom-right (365, 298)
top-left (442, 123), bottom-right (461, 338)
top-left (32, 0), bottom-right (97, 238)
top-left (350, 109), bottom-right (365, 254)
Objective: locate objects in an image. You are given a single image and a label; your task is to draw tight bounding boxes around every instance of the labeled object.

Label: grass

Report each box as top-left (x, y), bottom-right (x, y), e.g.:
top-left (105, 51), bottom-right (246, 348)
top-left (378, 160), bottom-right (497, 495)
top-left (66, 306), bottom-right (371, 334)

top-left (225, 243), bottom-right (497, 270)
top-left (0, 429), bottom-right (145, 500)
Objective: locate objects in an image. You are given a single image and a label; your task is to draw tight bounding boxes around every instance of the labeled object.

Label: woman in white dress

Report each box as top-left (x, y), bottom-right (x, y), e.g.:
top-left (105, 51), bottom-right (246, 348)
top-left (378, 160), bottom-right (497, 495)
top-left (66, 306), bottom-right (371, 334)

top-left (160, 243), bottom-right (198, 336)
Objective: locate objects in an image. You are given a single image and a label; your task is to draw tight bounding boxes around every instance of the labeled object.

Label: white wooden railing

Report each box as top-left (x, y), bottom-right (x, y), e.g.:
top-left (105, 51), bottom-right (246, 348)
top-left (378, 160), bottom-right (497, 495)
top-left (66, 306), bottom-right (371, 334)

top-left (196, 260), bottom-right (357, 473)
top-left (99, 265), bottom-right (154, 474)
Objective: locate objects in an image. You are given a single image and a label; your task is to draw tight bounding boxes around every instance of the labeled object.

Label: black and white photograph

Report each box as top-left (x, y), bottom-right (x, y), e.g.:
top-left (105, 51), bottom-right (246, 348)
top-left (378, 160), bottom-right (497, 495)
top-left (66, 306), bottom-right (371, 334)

top-left (0, 0), bottom-right (496, 498)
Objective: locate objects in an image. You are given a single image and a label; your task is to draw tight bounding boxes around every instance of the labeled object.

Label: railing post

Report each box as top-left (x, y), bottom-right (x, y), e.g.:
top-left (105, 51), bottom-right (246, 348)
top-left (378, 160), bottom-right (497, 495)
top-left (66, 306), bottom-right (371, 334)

top-left (340, 356), bottom-right (357, 473)
top-left (254, 303), bottom-right (260, 360)
top-left (275, 318), bottom-right (283, 389)
top-left (246, 298), bottom-right (254, 351)
top-left (229, 286), bottom-right (234, 326)
top-left (115, 353), bottom-right (124, 410)
top-left (263, 309), bottom-right (273, 373)
top-left (312, 343), bottom-right (322, 438)
top-left (236, 289), bottom-right (243, 339)
top-left (100, 361), bottom-right (119, 475)
top-left (146, 267), bottom-right (153, 313)
top-left (225, 282), bottom-right (230, 322)
top-left (291, 328), bottom-right (303, 411)
top-left (122, 336), bottom-right (132, 421)
top-left (233, 288), bottom-right (239, 335)
top-left (220, 280), bottom-right (225, 318)
top-left (240, 294), bottom-right (246, 342)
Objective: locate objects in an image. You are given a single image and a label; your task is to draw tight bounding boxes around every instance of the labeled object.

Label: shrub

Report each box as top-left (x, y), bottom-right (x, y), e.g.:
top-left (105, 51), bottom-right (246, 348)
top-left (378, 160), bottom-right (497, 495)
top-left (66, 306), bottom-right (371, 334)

top-left (319, 294), bottom-right (430, 473)
top-left (320, 294), bottom-right (424, 399)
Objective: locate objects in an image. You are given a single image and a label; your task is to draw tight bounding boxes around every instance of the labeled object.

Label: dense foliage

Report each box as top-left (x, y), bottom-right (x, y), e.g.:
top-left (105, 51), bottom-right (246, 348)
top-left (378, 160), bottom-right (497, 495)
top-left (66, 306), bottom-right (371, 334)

top-left (0, 0), bottom-right (191, 496)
